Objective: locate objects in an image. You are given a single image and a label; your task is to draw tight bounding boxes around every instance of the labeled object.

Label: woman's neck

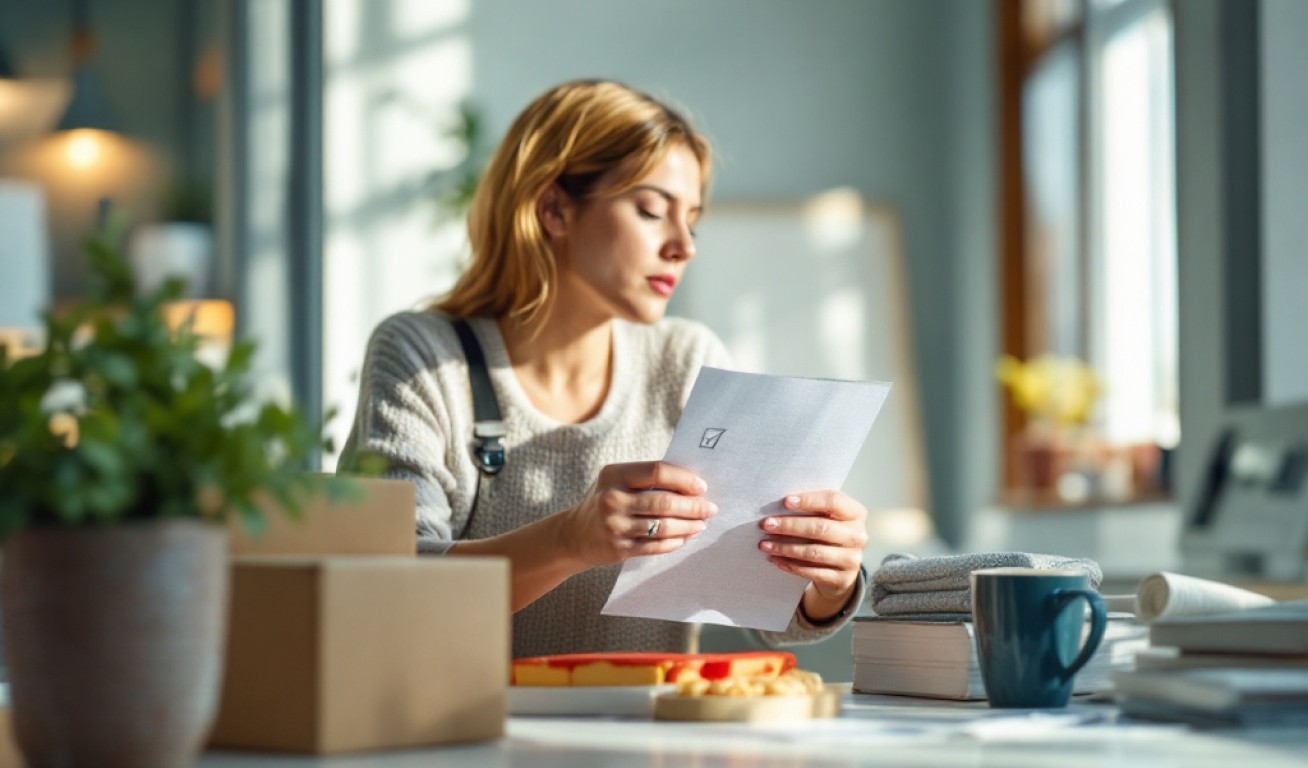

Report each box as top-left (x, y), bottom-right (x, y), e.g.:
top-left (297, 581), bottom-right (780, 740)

top-left (498, 310), bottom-right (614, 424)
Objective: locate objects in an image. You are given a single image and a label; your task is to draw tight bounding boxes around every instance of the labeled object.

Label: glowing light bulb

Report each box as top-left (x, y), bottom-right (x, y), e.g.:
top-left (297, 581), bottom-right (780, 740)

top-left (66, 130), bottom-right (101, 168)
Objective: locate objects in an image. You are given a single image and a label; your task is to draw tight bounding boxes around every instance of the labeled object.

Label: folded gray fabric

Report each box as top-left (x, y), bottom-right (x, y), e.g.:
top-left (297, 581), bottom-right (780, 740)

top-left (870, 552), bottom-right (1103, 616)
top-left (872, 590), bottom-right (976, 616)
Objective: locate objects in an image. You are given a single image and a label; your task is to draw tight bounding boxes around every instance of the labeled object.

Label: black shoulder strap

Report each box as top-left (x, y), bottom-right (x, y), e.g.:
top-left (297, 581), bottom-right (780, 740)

top-left (452, 319), bottom-right (499, 423)
top-left (451, 319), bottom-right (506, 477)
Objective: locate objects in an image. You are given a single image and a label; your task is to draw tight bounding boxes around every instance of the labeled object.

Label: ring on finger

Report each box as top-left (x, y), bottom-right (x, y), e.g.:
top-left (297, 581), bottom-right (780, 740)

top-left (646, 519), bottom-right (661, 538)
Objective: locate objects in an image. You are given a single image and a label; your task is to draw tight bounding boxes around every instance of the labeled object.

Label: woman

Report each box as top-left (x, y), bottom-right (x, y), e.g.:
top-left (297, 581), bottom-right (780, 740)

top-left (340, 79), bottom-right (868, 658)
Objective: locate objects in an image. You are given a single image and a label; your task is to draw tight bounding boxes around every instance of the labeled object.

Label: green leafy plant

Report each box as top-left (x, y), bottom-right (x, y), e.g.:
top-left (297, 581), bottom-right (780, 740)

top-left (426, 101), bottom-right (488, 223)
top-left (0, 235), bottom-right (353, 538)
top-left (160, 177), bottom-right (214, 225)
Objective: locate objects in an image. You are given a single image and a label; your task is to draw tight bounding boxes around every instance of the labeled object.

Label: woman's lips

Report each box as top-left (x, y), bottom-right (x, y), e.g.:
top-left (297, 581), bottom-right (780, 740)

top-left (648, 275), bottom-right (677, 297)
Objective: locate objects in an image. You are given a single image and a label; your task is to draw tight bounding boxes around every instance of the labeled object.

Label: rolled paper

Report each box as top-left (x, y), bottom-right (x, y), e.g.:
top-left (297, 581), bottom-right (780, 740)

top-left (1134, 571), bottom-right (1276, 623)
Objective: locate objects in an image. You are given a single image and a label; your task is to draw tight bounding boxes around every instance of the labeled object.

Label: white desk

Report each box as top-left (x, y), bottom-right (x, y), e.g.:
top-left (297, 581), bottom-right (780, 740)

top-left (198, 693), bottom-right (1308, 768)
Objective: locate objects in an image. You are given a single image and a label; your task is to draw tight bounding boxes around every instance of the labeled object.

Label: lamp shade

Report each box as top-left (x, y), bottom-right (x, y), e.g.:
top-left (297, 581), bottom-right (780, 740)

top-left (0, 180), bottom-right (52, 329)
top-left (55, 67), bottom-right (113, 132)
top-left (0, 44), bottom-right (16, 79)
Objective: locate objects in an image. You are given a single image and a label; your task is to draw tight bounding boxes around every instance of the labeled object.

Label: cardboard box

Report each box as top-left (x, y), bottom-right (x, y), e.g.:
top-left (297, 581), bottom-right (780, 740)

top-left (210, 556), bottom-right (509, 754)
top-left (229, 476), bottom-right (416, 557)
top-left (0, 705), bottom-right (22, 767)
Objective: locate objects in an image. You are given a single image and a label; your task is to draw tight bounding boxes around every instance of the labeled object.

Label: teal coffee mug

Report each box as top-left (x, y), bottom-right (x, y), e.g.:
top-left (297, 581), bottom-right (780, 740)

top-left (971, 567), bottom-right (1107, 708)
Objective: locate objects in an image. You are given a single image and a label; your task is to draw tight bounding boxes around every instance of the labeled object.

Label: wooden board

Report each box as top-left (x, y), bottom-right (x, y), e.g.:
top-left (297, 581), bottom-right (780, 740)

top-left (653, 684), bottom-right (844, 723)
top-left (508, 685), bottom-right (674, 717)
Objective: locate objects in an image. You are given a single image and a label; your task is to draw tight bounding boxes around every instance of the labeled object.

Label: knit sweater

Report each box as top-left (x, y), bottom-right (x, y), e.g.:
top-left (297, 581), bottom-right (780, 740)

top-left (338, 311), bottom-right (863, 658)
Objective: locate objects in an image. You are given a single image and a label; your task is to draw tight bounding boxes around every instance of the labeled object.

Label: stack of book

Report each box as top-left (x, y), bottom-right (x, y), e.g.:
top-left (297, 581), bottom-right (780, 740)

top-left (851, 613), bottom-right (1148, 700)
top-left (1112, 600), bottom-right (1308, 725)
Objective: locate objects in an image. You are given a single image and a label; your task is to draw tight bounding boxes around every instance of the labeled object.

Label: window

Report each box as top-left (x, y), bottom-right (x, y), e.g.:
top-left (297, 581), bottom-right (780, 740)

top-left (998, 0), bottom-right (1177, 502)
top-left (229, 0), bottom-right (474, 469)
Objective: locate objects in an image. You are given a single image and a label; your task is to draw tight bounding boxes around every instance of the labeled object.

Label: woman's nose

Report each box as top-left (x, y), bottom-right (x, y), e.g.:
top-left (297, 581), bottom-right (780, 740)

top-left (663, 222), bottom-right (696, 261)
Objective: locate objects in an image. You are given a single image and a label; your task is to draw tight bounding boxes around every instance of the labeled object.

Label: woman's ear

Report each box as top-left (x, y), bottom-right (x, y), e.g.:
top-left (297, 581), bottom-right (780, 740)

top-left (536, 184), bottom-right (569, 238)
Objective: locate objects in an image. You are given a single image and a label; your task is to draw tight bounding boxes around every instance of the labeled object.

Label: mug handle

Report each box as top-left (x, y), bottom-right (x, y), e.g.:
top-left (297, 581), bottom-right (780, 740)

top-left (1051, 588), bottom-right (1107, 681)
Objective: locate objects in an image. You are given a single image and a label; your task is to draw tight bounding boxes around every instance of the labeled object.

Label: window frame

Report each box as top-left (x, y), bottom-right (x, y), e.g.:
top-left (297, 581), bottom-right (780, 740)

top-left (996, 0), bottom-right (1176, 496)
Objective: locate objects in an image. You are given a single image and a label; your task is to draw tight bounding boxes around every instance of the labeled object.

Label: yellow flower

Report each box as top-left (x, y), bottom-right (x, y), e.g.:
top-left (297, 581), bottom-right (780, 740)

top-left (995, 354), bottom-right (1101, 427)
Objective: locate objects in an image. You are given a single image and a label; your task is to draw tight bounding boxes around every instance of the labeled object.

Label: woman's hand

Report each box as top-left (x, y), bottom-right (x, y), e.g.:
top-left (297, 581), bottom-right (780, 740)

top-left (758, 491), bottom-right (868, 622)
top-left (558, 461), bottom-right (718, 568)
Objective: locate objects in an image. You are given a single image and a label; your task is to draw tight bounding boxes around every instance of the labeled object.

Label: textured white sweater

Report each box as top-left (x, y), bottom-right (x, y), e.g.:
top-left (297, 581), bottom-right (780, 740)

top-left (339, 311), bottom-right (861, 658)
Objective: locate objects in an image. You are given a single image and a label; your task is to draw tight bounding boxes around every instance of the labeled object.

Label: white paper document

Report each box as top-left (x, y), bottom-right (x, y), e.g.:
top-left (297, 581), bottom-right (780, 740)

top-left (602, 367), bottom-right (890, 632)
top-left (1133, 571), bottom-right (1277, 623)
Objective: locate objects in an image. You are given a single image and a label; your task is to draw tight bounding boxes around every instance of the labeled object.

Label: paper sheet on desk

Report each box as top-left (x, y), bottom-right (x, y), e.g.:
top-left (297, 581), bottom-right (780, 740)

top-left (602, 367), bottom-right (889, 631)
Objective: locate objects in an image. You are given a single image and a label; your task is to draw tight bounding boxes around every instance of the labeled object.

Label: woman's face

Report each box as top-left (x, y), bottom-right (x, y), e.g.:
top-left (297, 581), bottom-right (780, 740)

top-left (549, 143), bottom-right (702, 326)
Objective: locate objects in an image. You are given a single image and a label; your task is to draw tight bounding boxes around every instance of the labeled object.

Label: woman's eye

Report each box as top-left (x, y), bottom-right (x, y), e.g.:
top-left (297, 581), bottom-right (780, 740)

top-left (637, 207), bottom-right (661, 221)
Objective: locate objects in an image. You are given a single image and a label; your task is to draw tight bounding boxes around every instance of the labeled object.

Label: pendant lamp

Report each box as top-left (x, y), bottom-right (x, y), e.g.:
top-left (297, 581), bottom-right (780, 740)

top-left (0, 42), bottom-right (16, 80)
top-left (0, 32), bottom-right (73, 139)
top-left (55, 0), bottom-right (114, 132)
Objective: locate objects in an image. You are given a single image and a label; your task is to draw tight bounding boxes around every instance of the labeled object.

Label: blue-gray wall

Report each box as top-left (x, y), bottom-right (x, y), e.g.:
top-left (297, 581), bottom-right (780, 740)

top-left (1261, 0), bottom-right (1308, 407)
top-left (1175, 0), bottom-right (1308, 522)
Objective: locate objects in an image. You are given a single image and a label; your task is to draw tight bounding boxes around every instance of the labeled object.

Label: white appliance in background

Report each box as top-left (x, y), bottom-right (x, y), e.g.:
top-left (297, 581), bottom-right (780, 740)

top-left (0, 180), bottom-right (51, 339)
top-left (129, 221), bottom-right (214, 298)
top-left (0, 180), bottom-right (48, 680)
top-left (1182, 406), bottom-right (1308, 583)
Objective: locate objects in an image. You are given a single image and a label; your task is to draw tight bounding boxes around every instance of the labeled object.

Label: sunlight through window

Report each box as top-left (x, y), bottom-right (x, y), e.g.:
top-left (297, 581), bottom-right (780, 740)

top-left (321, 0), bottom-right (473, 465)
top-left (1095, 8), bottom-right (1177, 448)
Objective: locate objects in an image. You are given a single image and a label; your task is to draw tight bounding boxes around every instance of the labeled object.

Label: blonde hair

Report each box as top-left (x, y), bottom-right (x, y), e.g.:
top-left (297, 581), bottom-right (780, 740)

top-left (432, 79), bottom-right (712, 325)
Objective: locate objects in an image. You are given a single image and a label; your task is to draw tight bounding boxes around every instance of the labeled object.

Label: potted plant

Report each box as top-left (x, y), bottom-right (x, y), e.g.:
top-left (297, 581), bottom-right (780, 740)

top-left (0, 234), bottom-right (339, 768)
top-left (995, 354), bottom-right (1102, 496)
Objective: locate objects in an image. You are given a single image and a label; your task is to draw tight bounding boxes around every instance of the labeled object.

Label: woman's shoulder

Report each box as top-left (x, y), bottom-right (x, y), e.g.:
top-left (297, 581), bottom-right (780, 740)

top-left (364, 310), bottom-right (463, 369)
top-left (369, 309), bottom-right (458, 339)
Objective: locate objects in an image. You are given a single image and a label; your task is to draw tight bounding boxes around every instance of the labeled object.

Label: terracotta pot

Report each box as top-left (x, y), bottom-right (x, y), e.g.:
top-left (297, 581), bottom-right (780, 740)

top-left (1, 519), bottom-right (228, 768)
top-left (1012, 429), bottom-right (1065, 492)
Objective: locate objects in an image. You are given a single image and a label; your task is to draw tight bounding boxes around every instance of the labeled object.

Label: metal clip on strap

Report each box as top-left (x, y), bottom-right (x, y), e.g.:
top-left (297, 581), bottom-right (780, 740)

top-left (452, 319), bottom-right (506, 479)
top-left (473, 420), bottom-right (507, 475)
